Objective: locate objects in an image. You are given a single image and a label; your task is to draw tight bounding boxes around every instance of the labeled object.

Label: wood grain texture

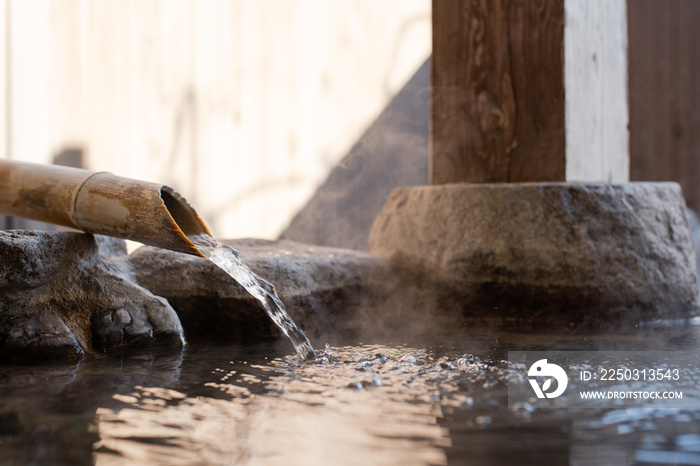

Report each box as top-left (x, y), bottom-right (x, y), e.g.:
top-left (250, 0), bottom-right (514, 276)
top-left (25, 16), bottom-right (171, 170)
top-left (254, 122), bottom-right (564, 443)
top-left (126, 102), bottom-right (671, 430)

top-left (431, 0), bottom-right (565, 184)
top-left (628, 0), bottom-right (700, 210)
top-left (564, 0), bottom-right (628, 182)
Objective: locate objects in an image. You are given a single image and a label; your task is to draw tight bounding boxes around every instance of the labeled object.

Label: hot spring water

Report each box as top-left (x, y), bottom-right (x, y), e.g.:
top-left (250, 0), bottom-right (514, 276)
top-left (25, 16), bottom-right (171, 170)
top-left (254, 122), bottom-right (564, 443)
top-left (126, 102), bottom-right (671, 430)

top-left (3, 328), bottom-right (700, 465)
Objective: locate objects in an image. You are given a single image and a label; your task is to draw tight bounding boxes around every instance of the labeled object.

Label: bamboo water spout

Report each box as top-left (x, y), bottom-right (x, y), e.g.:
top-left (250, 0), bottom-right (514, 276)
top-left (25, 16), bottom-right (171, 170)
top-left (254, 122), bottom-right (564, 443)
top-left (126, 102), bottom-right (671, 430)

top-left (0, 159), bottom-right (211, 256)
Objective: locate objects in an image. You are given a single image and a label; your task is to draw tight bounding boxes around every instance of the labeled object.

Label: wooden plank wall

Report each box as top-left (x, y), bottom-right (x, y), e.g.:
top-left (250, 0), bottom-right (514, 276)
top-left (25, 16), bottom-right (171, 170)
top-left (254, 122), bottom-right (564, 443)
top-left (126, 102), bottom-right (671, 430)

top-left (2, 1), bottom-right (696, 233)
top-left (628, 0), bottom-right (700, 210)
top-left (0, 0), bottom-right (431, 239)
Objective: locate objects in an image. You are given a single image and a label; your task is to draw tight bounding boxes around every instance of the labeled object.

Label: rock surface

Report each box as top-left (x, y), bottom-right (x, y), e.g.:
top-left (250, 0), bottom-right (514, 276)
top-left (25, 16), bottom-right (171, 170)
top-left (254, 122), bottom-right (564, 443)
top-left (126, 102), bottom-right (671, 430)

top-left (369, 183), bottom-right (700, 328)
top-left (687, 208), bottom-right (700, 277)
top-left (129, 238), bottom-right (385, 342)
top-left (0, 231), bottom-right (386, 361)
top-left (0, 231), bottom-right (184, 360)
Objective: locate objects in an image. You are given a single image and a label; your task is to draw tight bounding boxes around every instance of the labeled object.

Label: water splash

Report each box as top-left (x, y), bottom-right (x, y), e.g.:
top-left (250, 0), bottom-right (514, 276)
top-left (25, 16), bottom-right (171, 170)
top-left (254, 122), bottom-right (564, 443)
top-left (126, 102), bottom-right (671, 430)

top-left (189, 234), bottom-right (316, 360)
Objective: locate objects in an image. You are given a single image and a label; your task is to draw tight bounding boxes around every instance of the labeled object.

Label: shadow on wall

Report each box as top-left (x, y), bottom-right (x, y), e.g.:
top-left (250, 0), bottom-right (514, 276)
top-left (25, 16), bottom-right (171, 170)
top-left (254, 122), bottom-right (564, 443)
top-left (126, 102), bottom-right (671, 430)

top-left (280, 58), bottom-right (430, 251)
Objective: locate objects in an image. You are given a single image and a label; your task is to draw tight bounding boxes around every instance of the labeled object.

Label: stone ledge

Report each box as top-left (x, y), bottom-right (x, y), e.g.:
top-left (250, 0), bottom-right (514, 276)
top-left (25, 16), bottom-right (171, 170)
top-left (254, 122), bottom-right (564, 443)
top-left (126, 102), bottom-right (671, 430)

top-left (129, 239), bottom-right (385, 341)
top-left (0, 233), bottom-right (386, 361)
top-left (368, 182), bottom-right (700, 328)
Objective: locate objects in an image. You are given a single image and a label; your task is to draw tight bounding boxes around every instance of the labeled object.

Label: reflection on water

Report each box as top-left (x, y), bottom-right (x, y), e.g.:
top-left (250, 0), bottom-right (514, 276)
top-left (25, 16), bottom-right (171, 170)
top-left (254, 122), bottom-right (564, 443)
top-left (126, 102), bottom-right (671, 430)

top-left (1, 324), bottom-right (700, 465)
top-left (94, 344), bottom-right (456, 465)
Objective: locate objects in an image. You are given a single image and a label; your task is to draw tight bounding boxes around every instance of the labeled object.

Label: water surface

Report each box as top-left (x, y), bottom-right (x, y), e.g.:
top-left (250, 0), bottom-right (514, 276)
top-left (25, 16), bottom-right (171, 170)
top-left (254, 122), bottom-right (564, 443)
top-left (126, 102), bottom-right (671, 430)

top-left (2, 323), bottom-right (700, 465)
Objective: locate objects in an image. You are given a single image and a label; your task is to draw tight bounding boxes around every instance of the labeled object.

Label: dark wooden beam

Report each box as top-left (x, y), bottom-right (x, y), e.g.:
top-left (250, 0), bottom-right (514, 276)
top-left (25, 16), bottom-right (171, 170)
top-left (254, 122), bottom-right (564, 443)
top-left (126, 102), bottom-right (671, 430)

top-left (431, 0), bottom-right (565, 184)
top-left (629, 0), bottom-right (700, 210)
top-left (431, 0), bottom-right (628, 184)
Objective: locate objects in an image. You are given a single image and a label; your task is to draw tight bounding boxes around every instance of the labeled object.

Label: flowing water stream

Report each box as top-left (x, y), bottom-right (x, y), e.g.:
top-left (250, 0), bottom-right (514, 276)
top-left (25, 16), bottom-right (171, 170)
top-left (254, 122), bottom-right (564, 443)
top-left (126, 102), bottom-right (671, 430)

top-left (188, 234), bottom-right (317, 360)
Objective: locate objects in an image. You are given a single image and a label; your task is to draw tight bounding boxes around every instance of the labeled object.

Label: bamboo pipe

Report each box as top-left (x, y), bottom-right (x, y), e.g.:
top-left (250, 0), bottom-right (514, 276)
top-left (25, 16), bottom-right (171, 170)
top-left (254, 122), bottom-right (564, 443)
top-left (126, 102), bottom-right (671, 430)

top-left (0, 159), bottom-right (212, 256)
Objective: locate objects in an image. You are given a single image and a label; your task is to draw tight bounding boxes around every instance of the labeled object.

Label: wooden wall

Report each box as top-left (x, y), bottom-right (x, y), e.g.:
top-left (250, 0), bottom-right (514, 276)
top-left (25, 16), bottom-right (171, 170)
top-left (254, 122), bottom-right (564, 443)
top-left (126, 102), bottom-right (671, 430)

top-left (628, 0), bottom-right (700, 210)
top-left (1, 0), bottom-right (698, 236)
top-left (0, 0), bottom-right (431, 239)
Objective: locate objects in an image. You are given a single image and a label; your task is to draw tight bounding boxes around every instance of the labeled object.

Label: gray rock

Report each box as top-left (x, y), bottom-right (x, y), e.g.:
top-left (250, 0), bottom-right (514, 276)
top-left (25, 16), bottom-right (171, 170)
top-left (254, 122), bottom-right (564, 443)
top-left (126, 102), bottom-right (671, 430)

top-left (129, 238), bottom-right (385, 341)
top-left (687, 208), bottom-right (700, 278)
top-left (0, 231), bottom-right (184, 360)
top-left (368, 183), bottom-right (700, 328)
top-left (0, 314), bottom-right (81, 361)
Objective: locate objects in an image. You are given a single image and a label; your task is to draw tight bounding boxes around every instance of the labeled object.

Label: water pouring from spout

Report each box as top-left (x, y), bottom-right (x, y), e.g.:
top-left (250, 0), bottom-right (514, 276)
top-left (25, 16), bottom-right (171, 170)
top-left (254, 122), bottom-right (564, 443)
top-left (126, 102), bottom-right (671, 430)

top-left (188, 234), bottom-right (316, 360)
top-left (0, 159), bottom-right (316, 360)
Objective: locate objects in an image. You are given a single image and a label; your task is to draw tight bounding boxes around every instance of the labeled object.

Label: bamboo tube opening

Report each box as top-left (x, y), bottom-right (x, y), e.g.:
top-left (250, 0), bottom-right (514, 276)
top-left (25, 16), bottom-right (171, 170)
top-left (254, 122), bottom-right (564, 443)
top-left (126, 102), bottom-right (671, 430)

top-left (160, 186), bottom-right (212, 239)
top-left (0, 160), bottom-right (213, 257)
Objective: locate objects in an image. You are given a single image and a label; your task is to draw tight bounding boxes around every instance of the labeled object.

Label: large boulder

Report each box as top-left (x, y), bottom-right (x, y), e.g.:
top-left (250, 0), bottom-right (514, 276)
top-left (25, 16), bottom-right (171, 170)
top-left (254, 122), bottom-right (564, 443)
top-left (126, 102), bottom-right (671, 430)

top-left (369, 183), bottom-right (700, 328)
top-left (0, 231), bottom-right (184, 361)
top-left (129, 238), bottom-right (385, 342)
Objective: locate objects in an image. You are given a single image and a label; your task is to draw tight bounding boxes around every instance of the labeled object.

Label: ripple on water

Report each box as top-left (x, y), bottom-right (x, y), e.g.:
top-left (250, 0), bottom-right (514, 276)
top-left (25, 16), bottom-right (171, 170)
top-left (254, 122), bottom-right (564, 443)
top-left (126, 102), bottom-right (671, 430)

top-left (84, 338), bottom-right (700, 465)
top-left (92, 344), bottom-right (522, 465)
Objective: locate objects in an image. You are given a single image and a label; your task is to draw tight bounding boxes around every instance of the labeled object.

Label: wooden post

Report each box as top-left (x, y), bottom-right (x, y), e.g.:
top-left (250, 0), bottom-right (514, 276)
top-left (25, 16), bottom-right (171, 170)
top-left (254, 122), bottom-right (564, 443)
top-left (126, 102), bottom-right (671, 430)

top-left (431, 0), bottom-right (628, 184)
top-left (628, 0), bottom-right (700, 211)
